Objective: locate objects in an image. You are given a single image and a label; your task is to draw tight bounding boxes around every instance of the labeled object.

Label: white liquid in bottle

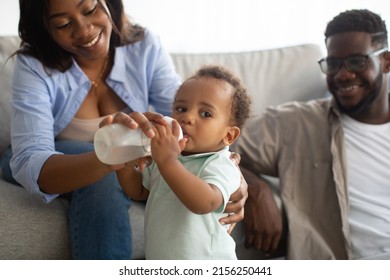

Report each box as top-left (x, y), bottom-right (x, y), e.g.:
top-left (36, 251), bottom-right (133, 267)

top-left (94, 116), bottom-right (182, 165)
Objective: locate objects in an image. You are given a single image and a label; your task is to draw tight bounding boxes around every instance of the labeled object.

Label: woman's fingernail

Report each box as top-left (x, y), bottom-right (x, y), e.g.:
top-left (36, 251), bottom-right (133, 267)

top-left (146, 128), bottom-right (155, 137)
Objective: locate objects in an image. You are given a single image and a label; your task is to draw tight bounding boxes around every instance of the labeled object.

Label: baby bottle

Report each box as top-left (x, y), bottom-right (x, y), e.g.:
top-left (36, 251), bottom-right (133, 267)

top-left (94, 116), bottom-right (183, 165)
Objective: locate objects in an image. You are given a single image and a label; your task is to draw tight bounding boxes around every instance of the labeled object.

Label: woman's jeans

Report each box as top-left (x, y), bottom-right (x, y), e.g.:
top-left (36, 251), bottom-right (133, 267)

top-left (0, 140), bottom-right (132, 259)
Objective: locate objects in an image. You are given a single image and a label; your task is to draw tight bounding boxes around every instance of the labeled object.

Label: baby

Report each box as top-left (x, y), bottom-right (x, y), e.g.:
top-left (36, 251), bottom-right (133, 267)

top-left (118, 65), bottom-right (252, 259)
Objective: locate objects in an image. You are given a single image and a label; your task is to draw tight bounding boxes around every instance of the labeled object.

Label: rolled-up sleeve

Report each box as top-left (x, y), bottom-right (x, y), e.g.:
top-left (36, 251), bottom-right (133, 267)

top-left (10, 55), bottom-right (61, 203)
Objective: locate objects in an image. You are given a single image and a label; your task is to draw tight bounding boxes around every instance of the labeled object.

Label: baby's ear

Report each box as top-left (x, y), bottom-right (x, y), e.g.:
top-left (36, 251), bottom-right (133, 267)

top-left (223, 126), bottom-right (240, 146)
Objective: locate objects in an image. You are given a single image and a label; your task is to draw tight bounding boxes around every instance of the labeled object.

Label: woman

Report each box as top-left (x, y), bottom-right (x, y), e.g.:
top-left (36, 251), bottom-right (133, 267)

top-left (0, 0), bottom-right (246, 259)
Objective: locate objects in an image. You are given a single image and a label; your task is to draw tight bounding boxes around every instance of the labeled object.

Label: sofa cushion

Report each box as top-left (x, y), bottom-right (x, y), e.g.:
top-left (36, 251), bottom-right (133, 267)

top-left (0, 178), bottom-right (146, 260)
top-left (0, 180), bottom-right (71, 259)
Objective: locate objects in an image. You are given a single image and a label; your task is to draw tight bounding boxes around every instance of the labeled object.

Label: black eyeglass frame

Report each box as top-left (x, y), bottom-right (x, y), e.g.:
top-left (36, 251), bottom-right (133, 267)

top-left (318, 48), bottom-right (388, 75)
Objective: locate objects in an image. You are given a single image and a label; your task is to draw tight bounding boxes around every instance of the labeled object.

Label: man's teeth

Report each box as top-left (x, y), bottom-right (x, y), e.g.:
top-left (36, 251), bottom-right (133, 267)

top-left (339, 85), bottom-right (359, 92)
top-left (82, 34), bottom-right (100, 47)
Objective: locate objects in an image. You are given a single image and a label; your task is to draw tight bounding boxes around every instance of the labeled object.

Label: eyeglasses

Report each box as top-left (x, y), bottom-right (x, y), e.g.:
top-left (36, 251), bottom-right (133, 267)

top-left (318, 48), bottom-right (388, 75)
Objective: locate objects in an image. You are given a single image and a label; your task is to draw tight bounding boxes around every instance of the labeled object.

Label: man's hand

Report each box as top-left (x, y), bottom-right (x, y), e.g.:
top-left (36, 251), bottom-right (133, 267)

top-left (219, 152), bottom-right (248, 234)
top-left (241, 167), bottom-right (283, 255)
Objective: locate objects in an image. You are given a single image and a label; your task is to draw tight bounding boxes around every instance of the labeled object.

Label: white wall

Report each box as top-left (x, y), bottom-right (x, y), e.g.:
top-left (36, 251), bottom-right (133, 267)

top-left (0, 1), bottom-right (19, 36)
top-left (1, 0), bottom-right (388, 54)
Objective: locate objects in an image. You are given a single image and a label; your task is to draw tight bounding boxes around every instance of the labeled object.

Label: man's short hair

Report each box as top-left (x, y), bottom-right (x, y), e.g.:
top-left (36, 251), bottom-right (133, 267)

top-left (325, 9), bottom-right (388, 47)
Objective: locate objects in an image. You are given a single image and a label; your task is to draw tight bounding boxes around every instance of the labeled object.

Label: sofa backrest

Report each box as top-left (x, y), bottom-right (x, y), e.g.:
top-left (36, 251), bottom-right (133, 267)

top-left (0, 36), bottom-right (327, 155)
top-left (0, 36), bottom-right (19, 155)
top-left (171, 44), bottom-right (328, 114)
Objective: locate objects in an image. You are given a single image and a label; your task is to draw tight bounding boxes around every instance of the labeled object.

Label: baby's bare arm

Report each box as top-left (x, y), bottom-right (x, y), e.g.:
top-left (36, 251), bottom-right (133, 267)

top-left (157, 158), bottom-right (223, 214)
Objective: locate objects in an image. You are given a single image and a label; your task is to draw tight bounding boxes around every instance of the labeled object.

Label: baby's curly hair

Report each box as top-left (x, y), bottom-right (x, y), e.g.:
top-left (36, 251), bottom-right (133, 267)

top-left (186, 64), bottom-right (252, 129)
top-left (325, 9), bottom-right (388, 48)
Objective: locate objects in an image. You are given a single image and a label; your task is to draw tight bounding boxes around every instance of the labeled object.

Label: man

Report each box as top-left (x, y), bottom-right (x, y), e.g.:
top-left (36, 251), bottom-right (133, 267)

top-left (232, 9), bottom-right (390, 259)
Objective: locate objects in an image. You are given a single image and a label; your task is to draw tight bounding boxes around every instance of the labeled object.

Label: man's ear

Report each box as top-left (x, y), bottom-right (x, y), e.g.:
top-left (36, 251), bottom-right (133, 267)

top-left (383, 51), bottom-right (390, 73)
top-left (223, 126), bottom-right (240, 146)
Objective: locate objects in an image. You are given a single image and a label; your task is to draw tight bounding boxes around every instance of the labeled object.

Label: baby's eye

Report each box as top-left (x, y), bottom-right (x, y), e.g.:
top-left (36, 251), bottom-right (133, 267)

top-left (200, 111), bottom-right (212, 118)
top-left (176, 106), bottom-right (186, 113)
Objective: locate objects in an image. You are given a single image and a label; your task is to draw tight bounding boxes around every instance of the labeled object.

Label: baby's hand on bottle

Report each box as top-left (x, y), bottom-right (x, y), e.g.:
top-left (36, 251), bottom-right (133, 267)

top-left (150, 121), bottom-right (183, 163)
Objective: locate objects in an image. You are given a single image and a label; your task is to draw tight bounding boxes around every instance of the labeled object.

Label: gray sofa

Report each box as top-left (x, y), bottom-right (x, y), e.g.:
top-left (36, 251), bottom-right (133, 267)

top-left (0, 36), bottom-right (327, 259)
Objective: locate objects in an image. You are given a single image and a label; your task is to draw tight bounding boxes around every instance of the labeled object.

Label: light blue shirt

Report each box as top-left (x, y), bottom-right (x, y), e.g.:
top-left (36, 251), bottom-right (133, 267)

top-left (10, 30), bottom-right (181, 203)
top-left (142, 147), bottom-right (240, 259)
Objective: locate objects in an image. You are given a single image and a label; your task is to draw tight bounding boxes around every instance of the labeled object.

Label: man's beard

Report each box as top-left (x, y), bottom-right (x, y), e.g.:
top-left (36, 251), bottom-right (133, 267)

top-left (333, 74), bottom-right (383, 116)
